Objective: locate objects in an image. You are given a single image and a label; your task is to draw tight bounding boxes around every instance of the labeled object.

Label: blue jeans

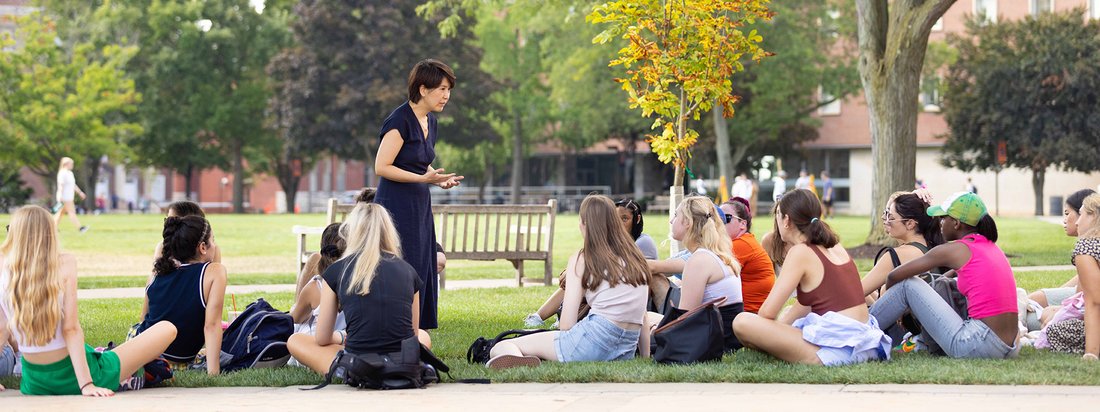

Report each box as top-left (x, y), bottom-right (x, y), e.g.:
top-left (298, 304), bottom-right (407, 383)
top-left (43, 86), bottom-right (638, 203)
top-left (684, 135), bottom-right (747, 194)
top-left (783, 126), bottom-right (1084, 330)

top-left (870, 278), bottom-right (1016, 359)
top-left (0, 345), bottom-right (15, 376)
top-left (555, 313), bottom-right (640, 362)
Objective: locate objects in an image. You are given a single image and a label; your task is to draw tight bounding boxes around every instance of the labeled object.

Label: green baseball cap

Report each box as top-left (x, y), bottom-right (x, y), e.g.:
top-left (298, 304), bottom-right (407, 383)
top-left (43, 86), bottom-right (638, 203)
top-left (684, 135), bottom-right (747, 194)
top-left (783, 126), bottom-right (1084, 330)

top-left (927, 192), bottom-right (987, 226)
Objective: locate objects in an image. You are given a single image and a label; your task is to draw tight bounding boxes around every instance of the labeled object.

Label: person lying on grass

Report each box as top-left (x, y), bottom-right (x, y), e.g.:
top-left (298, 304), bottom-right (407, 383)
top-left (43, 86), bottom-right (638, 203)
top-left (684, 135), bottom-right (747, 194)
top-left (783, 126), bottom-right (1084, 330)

top-left (0, 206), bottom-right (176, 396)
top-left (641, 196), bottom-right (745, 353)
top-left (135, 215), bottom-right (227, 374)
top-left (524, 197), bottom-right (660, 328)
top-left (733, 189), bottom-right (891, 366)
top-left (486, 195), bottom-right (650, 369)
top-left (287, 203), bottom-right (432, 375)
top-left (289, 223), bottom-right (347, 345)
top-left (870, 192), bottom-right (1019, 359)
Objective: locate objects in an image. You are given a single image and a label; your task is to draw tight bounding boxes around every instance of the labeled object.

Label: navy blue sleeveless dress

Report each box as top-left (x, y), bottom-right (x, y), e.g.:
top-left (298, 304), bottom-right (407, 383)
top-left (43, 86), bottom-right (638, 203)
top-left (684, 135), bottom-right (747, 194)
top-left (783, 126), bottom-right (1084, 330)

top-left (376, 102), bottom-right (440, 330)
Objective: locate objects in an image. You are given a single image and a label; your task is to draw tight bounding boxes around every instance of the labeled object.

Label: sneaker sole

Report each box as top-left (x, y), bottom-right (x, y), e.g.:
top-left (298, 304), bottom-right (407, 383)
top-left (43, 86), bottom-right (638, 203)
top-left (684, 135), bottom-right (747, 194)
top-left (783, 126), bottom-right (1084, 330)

top-left (487, 355), bottom-right (541, 370)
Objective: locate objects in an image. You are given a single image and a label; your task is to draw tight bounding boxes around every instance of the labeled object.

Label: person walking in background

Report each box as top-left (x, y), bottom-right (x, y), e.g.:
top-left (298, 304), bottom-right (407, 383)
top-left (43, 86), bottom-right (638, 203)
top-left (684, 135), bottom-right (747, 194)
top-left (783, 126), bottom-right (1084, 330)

top-left (821, 171), bottom-right (834, 219)
top-left (966, 177), bottom-right (978, 195)
top-left (732, 173), bottom-right (753, 201)
top-left (374, 59), bottom-right (463, 331)
top-left (772, 170), bottom-right (788, 202)
top-left (53, 157), bottom-right (88, 233)
top-left (794, 170), bottom-right (810, 191)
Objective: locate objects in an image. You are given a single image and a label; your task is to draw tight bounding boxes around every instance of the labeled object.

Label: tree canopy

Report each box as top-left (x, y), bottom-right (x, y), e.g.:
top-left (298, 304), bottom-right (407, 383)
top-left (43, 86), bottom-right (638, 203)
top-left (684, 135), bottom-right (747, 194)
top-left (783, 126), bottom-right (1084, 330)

top-left (941, 10), bottom-right (1100, 215)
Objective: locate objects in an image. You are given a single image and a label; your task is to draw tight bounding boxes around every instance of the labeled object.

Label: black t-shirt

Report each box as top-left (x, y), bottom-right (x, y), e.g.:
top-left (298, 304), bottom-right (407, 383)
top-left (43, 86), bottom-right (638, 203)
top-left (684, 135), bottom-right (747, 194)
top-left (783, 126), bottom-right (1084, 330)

top-left (321, 253), bottom-right (424, 354)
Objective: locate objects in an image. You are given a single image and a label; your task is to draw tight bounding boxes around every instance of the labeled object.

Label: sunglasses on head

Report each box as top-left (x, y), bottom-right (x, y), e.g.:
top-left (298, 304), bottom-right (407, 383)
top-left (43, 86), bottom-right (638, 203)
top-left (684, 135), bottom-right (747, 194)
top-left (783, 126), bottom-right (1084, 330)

top-left (615, 199), bottom-right (640, 212)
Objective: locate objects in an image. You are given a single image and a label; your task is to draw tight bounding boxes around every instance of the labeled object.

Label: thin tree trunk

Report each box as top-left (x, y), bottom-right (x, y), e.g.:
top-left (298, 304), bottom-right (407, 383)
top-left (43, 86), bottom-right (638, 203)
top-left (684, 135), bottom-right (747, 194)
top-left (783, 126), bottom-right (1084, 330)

top-left (510, 106), bottom-right (523, 205)
top-left (82, 156), bottom-right (101, 212)
top-left (1032, 167), bottom-right (1046, 216)
top-left (713, 103), bottom-right (732, 188)
top-left (184, 163), bottom-right (194, 200)
top-left (232, 141), bottom-right (245, 213)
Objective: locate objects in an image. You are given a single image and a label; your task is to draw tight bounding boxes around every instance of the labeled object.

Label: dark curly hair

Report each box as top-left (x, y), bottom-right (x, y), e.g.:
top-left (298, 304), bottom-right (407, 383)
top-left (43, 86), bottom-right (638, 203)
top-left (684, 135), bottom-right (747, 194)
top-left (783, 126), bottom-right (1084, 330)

top-left (153, 215), bottom-right (211, 275)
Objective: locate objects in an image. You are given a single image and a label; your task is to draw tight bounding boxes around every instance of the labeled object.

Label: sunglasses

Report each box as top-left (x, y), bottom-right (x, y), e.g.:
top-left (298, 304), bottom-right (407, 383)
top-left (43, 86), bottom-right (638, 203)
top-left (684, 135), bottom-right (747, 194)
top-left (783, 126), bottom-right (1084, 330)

top-left (615, 199), bottom-right (640, 212)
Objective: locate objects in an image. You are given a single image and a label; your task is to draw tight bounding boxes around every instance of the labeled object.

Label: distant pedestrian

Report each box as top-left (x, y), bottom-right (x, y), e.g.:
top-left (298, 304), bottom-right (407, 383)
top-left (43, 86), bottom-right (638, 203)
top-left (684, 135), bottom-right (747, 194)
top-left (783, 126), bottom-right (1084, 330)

top-left (966, 177), bottom-right (978, 194)
top-left (772, 170), bottom-right (788, 201)
top-left (821, 171), bottom-right (834, 218)
top-left (53, 157), bottom-right (88, 233)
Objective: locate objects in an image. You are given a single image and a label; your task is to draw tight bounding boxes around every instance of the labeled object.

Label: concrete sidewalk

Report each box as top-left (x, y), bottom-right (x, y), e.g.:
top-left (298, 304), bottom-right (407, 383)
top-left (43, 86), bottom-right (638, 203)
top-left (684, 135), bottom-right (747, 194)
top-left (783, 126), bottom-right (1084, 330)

top-left (2, 383), bottom-right (1098, 411)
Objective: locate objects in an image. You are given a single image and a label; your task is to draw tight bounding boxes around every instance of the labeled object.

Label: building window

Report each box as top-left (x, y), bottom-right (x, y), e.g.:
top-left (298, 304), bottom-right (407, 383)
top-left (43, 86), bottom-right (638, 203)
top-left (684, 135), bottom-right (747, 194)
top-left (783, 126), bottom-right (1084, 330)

top-left (1091, 0), bottom-right (1100, 20)
top-left (919, 77), bottom-right (943, 113)
top-left (1031, 0), bottom-right (1053, 15)
top-left (817, 86), bottom-right (841, 116)
top-left (974, 0), bottom-right (997, 24)
top-left (932, 17), bottom-right (944, 32)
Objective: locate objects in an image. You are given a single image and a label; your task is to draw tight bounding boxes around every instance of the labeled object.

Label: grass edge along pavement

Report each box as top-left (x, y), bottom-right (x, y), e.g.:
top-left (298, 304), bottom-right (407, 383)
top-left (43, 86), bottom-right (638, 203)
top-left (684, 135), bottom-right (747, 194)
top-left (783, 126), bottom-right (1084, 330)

top-left (3, 285), bottom-right (1099, 390)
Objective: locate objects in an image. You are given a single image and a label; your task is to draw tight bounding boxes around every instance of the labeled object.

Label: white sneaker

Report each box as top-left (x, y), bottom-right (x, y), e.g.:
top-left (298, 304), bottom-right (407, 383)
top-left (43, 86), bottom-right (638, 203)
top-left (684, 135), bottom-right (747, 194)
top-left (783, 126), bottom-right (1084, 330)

top-left (523, 313), bottom-right (544, 328)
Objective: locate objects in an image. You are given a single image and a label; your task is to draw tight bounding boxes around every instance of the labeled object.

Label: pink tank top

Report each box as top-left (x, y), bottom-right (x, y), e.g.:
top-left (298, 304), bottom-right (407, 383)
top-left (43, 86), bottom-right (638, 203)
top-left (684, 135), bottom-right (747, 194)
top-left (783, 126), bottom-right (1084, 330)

top-left (956, 234), bottom-right (1017, 319)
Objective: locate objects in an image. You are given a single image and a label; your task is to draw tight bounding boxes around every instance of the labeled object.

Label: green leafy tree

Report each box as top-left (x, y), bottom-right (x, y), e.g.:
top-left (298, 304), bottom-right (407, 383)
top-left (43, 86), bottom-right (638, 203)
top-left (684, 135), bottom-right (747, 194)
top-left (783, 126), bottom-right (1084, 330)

top-left (713, 0), bottom-right (860, 181)
top-left (588, 0), bottom-right (772, 192)
top-left (0, 13), bottom-right (141, 204)
top-left (941, 10), bottom-right (1100, 215)
top-left (0, 164), bottom-right (32, 211)
top-left (855, 0), bottom-right (956, 245)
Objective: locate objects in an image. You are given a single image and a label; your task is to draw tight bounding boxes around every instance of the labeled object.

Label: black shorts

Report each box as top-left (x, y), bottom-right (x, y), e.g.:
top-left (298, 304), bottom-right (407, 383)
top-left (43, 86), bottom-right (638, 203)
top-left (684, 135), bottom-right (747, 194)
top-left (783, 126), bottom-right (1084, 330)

top-left (823, 199), bottom-right (834, 207)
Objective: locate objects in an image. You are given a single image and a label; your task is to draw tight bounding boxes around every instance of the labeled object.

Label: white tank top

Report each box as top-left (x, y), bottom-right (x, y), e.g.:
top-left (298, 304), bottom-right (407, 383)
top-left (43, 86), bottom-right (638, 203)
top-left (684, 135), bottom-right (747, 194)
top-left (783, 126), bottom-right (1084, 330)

top-left (0, 267), bottom-right (67, 353)
top-left (585, 277), bottom-right (648, 325)
top-left (694, 248), bottom-right (743, 305)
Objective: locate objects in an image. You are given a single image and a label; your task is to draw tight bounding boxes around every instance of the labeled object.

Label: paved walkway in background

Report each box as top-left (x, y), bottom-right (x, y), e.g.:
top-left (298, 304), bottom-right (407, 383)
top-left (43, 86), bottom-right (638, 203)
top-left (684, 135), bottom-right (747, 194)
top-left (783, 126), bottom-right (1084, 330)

top-left (2, 383), bottom-right (1098, 411)
top-left (76, 278), bottom-right (529, 299)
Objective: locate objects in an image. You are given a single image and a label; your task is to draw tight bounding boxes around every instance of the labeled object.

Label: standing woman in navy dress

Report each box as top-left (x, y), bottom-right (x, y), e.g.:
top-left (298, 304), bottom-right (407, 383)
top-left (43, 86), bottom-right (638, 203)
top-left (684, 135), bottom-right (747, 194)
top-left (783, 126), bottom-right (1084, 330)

top-left (374, 59), bottom-right (463, 330)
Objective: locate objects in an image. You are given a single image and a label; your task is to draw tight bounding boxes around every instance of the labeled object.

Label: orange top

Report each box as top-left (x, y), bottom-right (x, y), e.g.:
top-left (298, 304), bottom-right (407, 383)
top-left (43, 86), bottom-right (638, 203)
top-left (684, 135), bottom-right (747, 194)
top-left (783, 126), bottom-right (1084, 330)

top-left (732, 232), bottom-right (776, 313)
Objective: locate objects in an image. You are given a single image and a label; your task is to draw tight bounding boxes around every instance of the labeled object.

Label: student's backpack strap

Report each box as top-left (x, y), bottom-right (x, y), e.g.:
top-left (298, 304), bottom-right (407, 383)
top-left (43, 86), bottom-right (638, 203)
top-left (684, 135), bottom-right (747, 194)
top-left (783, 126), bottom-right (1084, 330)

top-left (905, 242), bottom-right (930, 254)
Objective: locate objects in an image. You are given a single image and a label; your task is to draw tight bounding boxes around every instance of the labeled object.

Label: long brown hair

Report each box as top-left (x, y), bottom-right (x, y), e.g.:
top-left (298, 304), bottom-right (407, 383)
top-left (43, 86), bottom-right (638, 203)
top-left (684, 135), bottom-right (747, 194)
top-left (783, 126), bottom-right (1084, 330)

top-left (1, 206), bottom-right (63, 346)
top-left (577, 196), bottom-right (649, 291)
top-left (778, 189), bottom-right (839, 248)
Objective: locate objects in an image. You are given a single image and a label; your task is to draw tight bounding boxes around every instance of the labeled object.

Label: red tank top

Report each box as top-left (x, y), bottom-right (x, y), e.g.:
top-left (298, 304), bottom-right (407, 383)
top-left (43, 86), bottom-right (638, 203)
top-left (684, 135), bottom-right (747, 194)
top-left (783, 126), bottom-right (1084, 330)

top-left (796, 245), bottom-right (865, 315)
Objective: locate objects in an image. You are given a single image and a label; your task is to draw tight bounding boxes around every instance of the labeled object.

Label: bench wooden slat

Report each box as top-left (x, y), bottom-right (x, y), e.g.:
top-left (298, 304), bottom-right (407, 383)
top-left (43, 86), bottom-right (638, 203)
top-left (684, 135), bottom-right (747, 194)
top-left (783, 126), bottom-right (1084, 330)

top-left (447, 251), bottom-right (548, 260)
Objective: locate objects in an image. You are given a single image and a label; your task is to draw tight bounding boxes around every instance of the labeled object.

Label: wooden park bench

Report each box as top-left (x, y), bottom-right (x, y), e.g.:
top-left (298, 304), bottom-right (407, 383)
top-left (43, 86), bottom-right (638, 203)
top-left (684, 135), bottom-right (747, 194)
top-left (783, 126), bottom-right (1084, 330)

top-left (434, 200), bottom-right (557, 287)
top-left (647, 195), bottom-right (671, 213)
top-left (292, 197), bottom-right (558, 288)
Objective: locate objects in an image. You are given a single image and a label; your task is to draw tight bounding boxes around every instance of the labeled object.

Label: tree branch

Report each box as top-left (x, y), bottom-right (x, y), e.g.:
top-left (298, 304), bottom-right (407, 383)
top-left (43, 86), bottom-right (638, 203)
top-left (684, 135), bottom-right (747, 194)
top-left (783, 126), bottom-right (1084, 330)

top-left (855, 0), bottom-right (887, 66)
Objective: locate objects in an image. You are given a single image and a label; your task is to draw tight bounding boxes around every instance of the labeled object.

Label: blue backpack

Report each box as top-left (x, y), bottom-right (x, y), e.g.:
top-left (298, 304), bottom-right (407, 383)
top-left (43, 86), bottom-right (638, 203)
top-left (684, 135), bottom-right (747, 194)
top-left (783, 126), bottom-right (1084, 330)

top-left (219, 298), bottom-right (294, 372)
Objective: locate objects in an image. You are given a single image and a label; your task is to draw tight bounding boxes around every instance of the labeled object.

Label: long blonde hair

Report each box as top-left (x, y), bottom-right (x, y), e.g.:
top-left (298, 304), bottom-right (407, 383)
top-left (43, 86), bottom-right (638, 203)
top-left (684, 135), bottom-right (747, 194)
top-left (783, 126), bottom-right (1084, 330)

top-left (1078, 194), bottom-right (1100, 239)
top-left (677, 196), bottom-right (741, 275)
top-left (1, 206), bottom-right (63, 346)
top-left (340, 203), bottom-right (402, 295)
top-left (577, 195), bottom-right (649, 290)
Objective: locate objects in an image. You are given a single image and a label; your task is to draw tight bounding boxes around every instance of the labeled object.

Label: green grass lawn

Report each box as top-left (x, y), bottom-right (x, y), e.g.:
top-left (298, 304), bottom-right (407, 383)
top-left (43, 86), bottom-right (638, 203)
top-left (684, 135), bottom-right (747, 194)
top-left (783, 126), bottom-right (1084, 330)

top-left (2, 284), bottom-right (1098, 390)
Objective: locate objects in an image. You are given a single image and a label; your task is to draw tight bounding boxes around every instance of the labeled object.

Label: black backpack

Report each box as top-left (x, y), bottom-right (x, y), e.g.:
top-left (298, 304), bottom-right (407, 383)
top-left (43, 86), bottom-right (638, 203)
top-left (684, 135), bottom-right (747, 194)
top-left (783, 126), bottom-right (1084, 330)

top-left (467, 329), bottom-right (553, 364)
top-left (306, 335), bottom-right (449, 390)
top-left (219, 298), bottom-right (294, 372)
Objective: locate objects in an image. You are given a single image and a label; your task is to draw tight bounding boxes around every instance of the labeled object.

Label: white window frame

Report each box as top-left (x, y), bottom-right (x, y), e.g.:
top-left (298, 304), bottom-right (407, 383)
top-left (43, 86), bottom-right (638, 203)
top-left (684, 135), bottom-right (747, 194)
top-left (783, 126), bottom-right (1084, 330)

top-left (974, 0), bottom-right (998, 24)
top-left (1030, 0), bottom-right (1054, 15)
top-left (817, 86), bottom-right (841, 116)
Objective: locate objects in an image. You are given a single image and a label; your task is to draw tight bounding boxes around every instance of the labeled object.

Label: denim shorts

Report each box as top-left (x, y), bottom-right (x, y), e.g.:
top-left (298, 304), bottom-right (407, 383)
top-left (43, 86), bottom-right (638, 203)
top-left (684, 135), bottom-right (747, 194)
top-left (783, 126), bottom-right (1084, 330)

top-left (555, 313), bottom-right (640, 362)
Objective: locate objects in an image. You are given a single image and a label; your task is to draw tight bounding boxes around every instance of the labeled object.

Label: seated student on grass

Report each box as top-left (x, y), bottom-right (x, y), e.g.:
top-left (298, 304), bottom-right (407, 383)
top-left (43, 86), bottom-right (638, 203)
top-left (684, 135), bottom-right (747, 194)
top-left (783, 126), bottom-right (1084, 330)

top-left (290, 222), bottom-right (347, 337)
top-left (486, 196), bottom-right (650, 368)
top-left (524, 197), bottom-right (659, 327)
top-left (760, 202), bottom-right (793, 273)
top-left (720, 197), bottom-right (776, 314)
top-left (135, 215), bottom-right (227, 374)
top-left (733, 189), bottom-right (891, 366)
top-left (1034, 193), bottom-right (1100, 358)
top-left (0, 206), bottom-right (176, 395)
top-left (1027, 189), bottom-right (1097, 325)
top-left (653, 196), bottom-right (744, 351)
top-left (143, 201), bottom-right (221, 319)
top-left (358, 187), bottom-right (447, 275)
top-left (870, 192), bottom-right (1019, 359)
top-left (287, 203), bottom-right (432, 375)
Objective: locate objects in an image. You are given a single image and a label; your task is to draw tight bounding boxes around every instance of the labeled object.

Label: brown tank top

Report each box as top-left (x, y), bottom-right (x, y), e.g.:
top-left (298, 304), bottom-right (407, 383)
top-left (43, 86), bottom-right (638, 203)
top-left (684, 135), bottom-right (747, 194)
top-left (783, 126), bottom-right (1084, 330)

top-left (796, 245), bottom-right (865, 316)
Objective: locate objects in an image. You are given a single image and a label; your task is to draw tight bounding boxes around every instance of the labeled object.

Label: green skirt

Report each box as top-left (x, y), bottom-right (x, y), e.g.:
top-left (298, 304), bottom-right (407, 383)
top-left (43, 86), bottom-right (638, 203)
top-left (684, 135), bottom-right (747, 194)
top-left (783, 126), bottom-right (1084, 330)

top-left (20, 344), bottom-right (121, 395)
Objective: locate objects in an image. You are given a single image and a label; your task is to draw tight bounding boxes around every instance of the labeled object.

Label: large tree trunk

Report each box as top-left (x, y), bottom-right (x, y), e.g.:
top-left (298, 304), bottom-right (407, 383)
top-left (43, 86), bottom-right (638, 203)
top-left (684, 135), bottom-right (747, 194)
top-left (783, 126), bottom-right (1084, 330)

top-left (856, 0), bottom-right (956, 246)
top-left (713, 103), bottom-right (732, 192)
top-left (276, 156), bottom-right (307, 214)
top-left (510, 106), bottom-right (523, 205)
top-left (1032, 168), bottom-right (1046, 216)
top-left (82, 156), bottom-right (101, 212)
top-left (184, 163), bottom-right (195, 200)
top-left (232, 141), bottom-right (245, 213)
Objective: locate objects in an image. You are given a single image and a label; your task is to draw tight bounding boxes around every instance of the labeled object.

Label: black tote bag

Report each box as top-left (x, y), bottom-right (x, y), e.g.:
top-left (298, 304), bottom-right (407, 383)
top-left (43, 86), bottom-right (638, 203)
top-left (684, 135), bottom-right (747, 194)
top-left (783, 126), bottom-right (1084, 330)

top-left (652, 297), bottom-right (726, 364)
